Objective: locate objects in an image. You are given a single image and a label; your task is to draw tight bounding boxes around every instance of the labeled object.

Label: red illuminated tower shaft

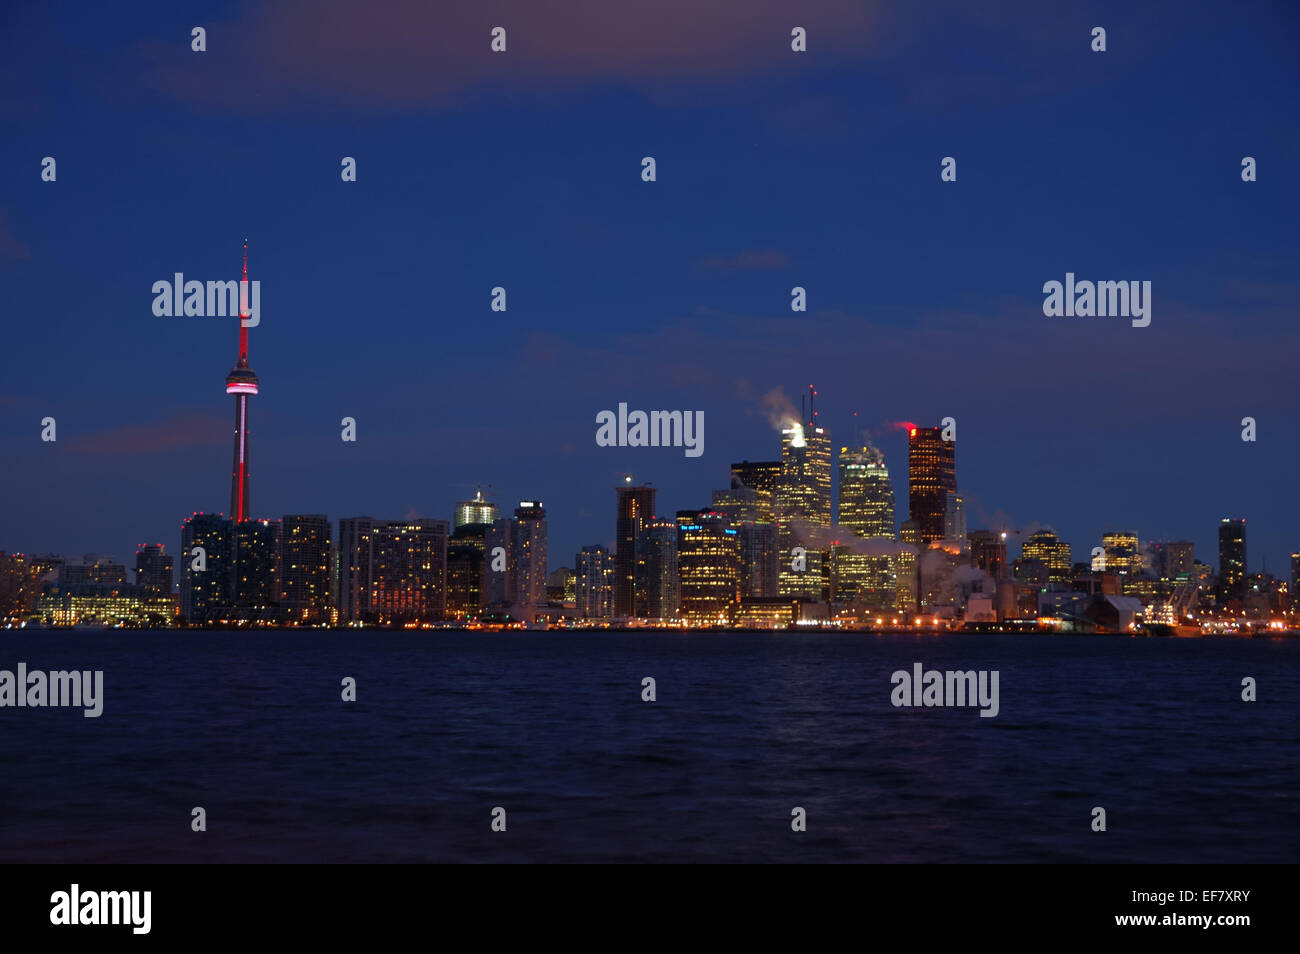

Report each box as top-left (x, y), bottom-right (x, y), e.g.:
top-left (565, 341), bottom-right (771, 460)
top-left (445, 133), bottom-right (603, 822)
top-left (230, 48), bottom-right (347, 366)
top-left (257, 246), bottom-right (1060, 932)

top-left (225, 242), bottom-right (259, 523)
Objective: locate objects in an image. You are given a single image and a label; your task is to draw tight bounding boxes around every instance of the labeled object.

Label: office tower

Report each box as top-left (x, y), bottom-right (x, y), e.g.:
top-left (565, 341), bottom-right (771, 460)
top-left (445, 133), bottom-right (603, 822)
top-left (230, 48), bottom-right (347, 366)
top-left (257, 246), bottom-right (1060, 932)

top-left (908, 426), bottom-right (956, 545)
top-left (1218, 518), bottom-right (1246, 603)
top-left (943, 492), bottom-right (966, 543)
top-left (729, 460), bottom-right (781, 521)
top-left (446, 523), bottom-right (489, 619)
top-left (615, 483), bottom-right (656, 617)
top-left (775, 420), bottom-right (831, 600)
top-left (280, 515), bottom-right (332, 623)
top-left (776, 422), bottom-right (832, 527)
top-left (224, 242), bottom-right (260, 524)
top-left (370, 519), bottom-right (448, 622)
top-left (134, 544), bottom-right (174, 595)
top-left (512, 501), bottom-right (548, 618)
top-left (839, 444), bottom-right (896, 538)
top-left (338, 517), bottom-right (376, 622)
top-left (575, 545), bottom-right (615, 619)
top-left (677, 512), bottom-right (741, 623)
top-left (180, 513), bottom-right (234, 622)
top-left (639, 518), bottom-right (680, 620)
top-left (1165, 541), bottom-right (1195, 580)
top-left (233, 518), bottom-right (280, 609)
top-left (454, 488), bottom-right (498, 530)
top-left (1101, 531), bottom-right (1139, 574)
top-left (968, 530), bottom-right (1007, 579)
top-left (1021, 530), bottom-right (1072, 584)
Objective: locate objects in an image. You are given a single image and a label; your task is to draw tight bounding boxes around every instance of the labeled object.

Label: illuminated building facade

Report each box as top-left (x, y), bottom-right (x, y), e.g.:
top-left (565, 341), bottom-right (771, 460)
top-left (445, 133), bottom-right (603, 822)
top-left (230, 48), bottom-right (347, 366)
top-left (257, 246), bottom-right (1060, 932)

top-left (511, 501), bottom-right (548, 619)
top-left (280, 515), bottom-right (332, 623)
top-left (575, 544), bottom-right (615, 619)
top-left (1101, 532), bottom-right (1140, 586)
top-left (454, 489), bottom-right (498, 530)
top-left (34, 582), bottom-right (175, 627)
top-left (369, 519), bottom-right (448, 622)
top-left (233, 518), bottom-right (280, 610)
top-left (775, 421), bottom-right (831, 600)
top-left (838, 444), bottom-right (895, 539)
top-left (677, 512), bottom-right (741, 623)
top-left (180, 513), bottom-right (234, 622)
top-left (1021, 530), bottom-right (1071, 584)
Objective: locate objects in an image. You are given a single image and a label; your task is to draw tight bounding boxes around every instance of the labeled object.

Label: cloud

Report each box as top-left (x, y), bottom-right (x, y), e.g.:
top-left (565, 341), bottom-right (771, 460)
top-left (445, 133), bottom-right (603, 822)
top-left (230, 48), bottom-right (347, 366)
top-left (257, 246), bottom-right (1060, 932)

top-left (700, 250), bottom-right (790, 272)
top-left (141, 0), bottom-right (879, 110)
top-left (66, 414), bottom-right (228, 455)
top-left (0, 209), bottom-right (30, 262)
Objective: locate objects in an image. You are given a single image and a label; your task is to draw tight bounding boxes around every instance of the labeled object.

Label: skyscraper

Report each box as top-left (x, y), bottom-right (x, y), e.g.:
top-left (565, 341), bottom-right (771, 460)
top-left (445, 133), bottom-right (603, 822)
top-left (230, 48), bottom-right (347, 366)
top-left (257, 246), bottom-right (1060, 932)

top-left (638, 518), bottom-right (680, 620)
top-left (575, 545), bottom-right (615, 619)
top-left (338, 517), bottom-right (376, 622)
top-left (1021, 530), bottom-right (1071, 584)
top-left (134, 544), bottom-right (174, 596)
top-left (512, 501), bottom-right (548, 619)
top-left (233, 518), bottom-right (280, 610)
top-left (1101, 531), bottom-right (1140, 577)
top-left (1164, 541), bottom-right (1195, 580)
top-left (838, 443), bottom-right (895, 538)
top-left (446, 523), bottom-right (489, 619)
top-left (677, 512), bottom-right (740, 624)
top-left (1218, 518), bottom-right (1246, 603)
top-left (454, 488), bottom-right (498, 530)
top-left (280, 515), bottom-right (332, 623)
top-left (615, 482), bottom-right (656, 617)
top-left (224, 242), bottom-right (259, 524)
top-left (729, 460), bottom-right (781, 521)
top-left (775, 420), bottom-right (831, 600)
top-left (370, 519), bottom-right (449, 622)
top-left (908, 426), bottom-right (955, 545)
top-left (180, 513), bottom-right (233, 622)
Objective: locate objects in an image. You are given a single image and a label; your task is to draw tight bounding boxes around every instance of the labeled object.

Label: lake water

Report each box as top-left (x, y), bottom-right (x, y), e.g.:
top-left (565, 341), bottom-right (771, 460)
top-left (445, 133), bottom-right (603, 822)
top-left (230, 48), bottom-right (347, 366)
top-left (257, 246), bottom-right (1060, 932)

top-left (1, 631), bottom-right (1296, 863)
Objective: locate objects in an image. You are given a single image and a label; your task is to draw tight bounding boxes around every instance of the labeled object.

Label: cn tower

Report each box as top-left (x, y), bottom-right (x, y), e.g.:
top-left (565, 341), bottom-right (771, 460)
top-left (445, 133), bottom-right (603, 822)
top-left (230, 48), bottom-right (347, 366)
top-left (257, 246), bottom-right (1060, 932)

top-left (224, 241), bottom-right (259, 523)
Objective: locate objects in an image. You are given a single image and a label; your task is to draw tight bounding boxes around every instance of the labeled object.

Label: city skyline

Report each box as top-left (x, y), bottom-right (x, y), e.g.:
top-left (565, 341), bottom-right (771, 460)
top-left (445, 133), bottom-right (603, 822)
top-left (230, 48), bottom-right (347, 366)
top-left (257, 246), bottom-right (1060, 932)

top-left (4, 2), bottom-right (1298, 585)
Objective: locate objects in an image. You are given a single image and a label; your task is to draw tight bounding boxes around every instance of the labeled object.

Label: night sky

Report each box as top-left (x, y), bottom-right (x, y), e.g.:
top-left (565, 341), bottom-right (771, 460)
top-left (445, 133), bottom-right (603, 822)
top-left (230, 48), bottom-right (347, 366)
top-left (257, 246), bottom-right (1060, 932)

top-left (3, 1), bottom-right (1297, 576)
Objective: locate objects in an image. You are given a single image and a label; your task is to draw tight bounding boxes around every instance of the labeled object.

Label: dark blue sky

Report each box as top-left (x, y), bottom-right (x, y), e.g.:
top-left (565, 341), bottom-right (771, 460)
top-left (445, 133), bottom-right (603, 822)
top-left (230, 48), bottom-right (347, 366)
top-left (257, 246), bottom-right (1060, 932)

top-left (3, 0), bottom-right (1298, 576)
